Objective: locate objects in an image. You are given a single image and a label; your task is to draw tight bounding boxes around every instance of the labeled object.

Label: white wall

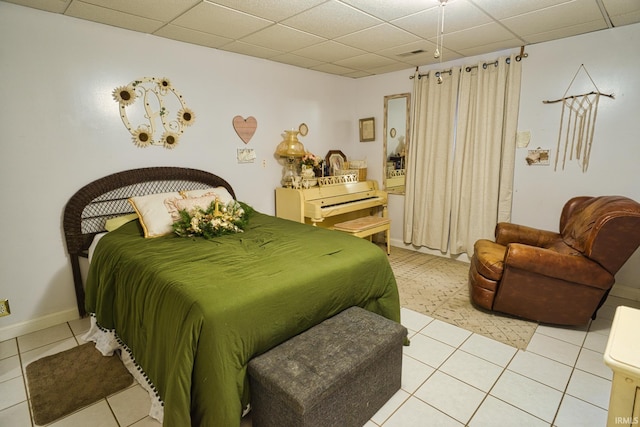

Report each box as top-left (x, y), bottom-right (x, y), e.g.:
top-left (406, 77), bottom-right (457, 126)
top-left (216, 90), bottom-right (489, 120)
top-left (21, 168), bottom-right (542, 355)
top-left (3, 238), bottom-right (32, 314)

top-left (0, 3), bottom-right (357, 340)
top-left (2, 1), bottom-right (639, 339)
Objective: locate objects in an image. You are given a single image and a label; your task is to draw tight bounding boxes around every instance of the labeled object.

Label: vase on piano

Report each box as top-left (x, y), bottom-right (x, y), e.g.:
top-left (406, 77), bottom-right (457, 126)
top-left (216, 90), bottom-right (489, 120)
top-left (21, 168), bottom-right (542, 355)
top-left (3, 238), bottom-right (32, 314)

top-left (301, 165), bottom-right (315, 179)
top-left (301, 165), bottom-right (317, 188)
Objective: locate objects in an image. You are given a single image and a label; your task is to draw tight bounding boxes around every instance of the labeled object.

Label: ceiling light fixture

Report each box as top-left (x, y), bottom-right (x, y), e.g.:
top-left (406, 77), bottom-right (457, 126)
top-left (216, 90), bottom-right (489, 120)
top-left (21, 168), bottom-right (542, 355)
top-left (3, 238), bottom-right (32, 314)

top-left (434, 0), bottom-right (448, 83)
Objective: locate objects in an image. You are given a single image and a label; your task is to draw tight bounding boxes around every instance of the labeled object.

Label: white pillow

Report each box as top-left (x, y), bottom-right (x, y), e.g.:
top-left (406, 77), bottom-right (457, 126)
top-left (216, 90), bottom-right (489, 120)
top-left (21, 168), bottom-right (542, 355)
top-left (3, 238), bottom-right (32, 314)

top-left (181, 187), bottom-right (234, 204)
top-left (165, 194), bottom-right (219, 221)
top-left (128, 192), bottom-right (183, 238)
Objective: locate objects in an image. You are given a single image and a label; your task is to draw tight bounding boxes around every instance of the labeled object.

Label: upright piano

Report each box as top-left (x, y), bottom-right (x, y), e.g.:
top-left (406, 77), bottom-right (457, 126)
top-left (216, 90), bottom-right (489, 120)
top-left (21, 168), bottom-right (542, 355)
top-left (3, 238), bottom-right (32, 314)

top-left (275, 180), bottom-right (387, 228)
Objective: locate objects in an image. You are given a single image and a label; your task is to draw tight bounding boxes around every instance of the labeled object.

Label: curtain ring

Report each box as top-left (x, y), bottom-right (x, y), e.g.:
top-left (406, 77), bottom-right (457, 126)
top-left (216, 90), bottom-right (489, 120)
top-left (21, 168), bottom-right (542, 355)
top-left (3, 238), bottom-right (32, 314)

top-left (516, 55), bottom-right (522, 62)
top-left (465, 66), bottom-right (472, 72)
top-left (482, 63), bottom-right (488, 69)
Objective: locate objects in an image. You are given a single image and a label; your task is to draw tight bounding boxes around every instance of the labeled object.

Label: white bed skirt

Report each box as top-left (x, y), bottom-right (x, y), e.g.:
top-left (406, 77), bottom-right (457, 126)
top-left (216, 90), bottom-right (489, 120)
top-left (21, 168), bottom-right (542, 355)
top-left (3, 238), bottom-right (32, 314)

top-left (83, 316), bottom-right (164, 423)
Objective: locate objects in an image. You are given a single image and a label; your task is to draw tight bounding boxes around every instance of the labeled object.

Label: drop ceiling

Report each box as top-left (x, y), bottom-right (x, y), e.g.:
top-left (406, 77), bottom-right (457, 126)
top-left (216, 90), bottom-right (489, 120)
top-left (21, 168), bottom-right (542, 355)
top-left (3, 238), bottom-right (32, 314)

top-left (5, 0), bottom-right (640, 78)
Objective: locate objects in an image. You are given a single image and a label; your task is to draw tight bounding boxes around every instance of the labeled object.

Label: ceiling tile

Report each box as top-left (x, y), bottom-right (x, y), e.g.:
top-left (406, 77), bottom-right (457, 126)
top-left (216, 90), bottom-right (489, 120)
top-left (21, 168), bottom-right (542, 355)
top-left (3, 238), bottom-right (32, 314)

top-left (282, 0), bottom-right (382, 39)
top-left (334, 53), bottom-right (397, 70)
top-left (269, 53), bottom-right (325, 68)
top-left (500, 0), bottom-right (606, 37)
top-left (368, 62), bottom-right (415, 75)
top-left (208, 0), bottom-right (326, 22)
top-left (376, 40), bottom-right (439, 60)
top-left (436, 22), bottom-right (521, 52)
top-left (602, 0), bottom-right (640, 26)
top-left (240, 24), bottom-right (326, 51)
top-left (310, 62), bottom-right (358, 76)
top-left (154, 24), bottom-right (233, 49)
top-left (455, 38), bottom-right (525, 58)
top-left (3, 0), bottom-right (70, 13)
top-left (468, 0), bottom-right (579, 20)
top-left (341, 0), bottom-right (435, 21)
top-left (218, 40), bottom-right (282, 59)
top-left (171, 2), bottom-right (272, 39)
top-left (65, 1), bottom-right (164, 33)
top-left (292, 41), bottom-right (367, 63)
top-left (79, 0), bottom-right (199, 22)
top-left (335, 23), bottom-right (422, 52)
top-left (523, 20), bottom-right (608, 44)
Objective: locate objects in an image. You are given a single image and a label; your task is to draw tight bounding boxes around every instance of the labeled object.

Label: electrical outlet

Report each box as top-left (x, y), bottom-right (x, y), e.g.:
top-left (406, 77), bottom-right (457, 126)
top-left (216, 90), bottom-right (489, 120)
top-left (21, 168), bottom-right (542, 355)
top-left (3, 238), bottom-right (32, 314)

top-left (0, 299), bottom-right (10, 317)
top-left (262, 159), bottom-right (267, 168)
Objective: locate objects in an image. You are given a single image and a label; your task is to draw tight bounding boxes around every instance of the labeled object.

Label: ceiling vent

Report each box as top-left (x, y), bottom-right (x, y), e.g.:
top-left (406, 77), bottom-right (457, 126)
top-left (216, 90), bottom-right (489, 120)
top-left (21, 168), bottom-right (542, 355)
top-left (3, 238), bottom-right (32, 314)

top-left (397, 49), bottom-right (426, 57)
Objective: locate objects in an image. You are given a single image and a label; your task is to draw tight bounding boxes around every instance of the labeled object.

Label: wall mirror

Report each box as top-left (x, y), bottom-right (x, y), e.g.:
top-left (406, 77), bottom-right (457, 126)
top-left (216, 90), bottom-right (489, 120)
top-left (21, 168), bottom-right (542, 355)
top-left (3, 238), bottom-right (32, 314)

top-left (383, 93), bottom-right (410, 194)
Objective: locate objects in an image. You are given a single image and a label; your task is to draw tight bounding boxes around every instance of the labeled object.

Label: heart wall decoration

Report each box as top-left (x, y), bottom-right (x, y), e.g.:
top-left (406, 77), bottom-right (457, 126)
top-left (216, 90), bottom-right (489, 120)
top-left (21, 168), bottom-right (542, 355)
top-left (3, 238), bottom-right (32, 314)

top-left (232, 116), bottom-right (258, 144)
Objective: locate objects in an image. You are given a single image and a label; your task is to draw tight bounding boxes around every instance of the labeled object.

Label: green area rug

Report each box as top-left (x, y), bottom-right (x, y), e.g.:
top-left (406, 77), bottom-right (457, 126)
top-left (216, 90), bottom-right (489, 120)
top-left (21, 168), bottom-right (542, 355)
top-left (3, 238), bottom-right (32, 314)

top-left (25, 342), bottom-right (133, 425)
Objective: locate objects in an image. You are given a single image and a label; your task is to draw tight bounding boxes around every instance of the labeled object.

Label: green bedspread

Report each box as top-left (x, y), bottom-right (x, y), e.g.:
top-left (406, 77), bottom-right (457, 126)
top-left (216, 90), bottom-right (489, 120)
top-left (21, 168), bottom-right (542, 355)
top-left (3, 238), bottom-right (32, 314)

top-left (86, 212), bottom-right (401, 427)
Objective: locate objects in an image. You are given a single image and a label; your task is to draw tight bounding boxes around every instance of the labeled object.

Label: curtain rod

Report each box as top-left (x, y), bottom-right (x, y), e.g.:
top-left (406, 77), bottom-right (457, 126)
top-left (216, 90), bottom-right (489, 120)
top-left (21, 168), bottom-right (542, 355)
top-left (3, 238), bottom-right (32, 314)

top-left (410, 47), bottom-right (528, 80)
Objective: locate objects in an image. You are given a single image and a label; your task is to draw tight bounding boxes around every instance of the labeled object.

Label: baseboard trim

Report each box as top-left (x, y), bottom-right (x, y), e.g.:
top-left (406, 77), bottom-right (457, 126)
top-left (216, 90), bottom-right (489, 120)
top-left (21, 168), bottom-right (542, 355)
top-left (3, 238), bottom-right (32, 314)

top-left (391, 239), bottom-right (470, 263)
top-left (0, 309), bottom-right (80, 342)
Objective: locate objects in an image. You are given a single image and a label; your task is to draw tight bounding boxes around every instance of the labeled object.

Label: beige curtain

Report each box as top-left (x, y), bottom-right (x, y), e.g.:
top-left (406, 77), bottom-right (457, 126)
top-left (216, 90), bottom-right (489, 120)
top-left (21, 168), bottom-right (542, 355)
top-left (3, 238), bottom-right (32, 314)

top-left (403, 68), bottom-right (460, 249)
top-left (404, 54), bottom-right (522, 255)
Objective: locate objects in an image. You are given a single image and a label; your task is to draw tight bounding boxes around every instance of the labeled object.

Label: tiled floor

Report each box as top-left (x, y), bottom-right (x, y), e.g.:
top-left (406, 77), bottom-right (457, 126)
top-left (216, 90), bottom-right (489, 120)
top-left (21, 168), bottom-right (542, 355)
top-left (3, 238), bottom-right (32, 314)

top-left (1, 295), bottom-right (638, 426)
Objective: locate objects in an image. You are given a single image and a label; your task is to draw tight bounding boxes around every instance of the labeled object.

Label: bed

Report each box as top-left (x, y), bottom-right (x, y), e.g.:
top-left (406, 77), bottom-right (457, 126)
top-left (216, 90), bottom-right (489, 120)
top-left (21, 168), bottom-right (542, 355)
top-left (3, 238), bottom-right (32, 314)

top-left (63, 166), bottom-right (402, 427)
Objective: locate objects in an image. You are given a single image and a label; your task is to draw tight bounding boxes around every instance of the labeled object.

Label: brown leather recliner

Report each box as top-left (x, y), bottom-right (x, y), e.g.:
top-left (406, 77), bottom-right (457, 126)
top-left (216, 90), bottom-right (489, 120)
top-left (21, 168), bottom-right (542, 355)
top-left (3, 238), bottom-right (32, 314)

top-left (469, 196), bottom-right (640, 325)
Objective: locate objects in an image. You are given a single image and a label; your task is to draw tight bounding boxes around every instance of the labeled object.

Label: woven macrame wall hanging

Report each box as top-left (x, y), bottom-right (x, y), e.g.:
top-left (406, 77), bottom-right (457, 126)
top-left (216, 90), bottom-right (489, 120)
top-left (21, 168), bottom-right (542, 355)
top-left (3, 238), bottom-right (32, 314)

top-left (543, 64), bottom-right (614, 172)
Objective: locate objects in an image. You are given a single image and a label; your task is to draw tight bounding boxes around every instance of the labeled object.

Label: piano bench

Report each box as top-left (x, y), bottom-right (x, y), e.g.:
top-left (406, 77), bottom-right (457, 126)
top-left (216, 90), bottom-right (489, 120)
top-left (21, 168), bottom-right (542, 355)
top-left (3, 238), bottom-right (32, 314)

top-left (333, 216), bottom-right (391, 255)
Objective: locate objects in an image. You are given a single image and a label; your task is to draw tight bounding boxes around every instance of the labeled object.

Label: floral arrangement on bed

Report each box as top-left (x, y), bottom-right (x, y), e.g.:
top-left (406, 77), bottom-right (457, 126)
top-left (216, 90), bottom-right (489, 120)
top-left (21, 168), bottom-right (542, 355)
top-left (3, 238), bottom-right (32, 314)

top-left (172, 199), bottom-right (253, 239)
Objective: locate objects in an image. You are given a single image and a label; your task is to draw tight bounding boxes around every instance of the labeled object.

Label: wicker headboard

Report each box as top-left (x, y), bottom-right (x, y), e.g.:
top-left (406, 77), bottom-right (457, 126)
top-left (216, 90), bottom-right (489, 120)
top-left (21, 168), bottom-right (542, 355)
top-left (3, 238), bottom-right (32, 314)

top-left (63, 166), bottom-right (236, 316)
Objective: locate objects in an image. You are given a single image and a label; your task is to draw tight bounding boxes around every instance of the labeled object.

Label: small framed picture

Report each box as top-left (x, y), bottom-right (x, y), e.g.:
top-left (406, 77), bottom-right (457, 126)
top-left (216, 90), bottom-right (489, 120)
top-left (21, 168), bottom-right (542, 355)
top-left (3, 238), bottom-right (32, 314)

top-left (359, 117), bottom-right (375, 142)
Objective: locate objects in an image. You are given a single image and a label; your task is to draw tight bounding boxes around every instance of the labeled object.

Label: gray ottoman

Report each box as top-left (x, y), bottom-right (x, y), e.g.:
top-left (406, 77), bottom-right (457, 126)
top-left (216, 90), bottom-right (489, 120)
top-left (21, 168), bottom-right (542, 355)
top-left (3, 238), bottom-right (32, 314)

top-left (248, 306), bottom-right (407, 427)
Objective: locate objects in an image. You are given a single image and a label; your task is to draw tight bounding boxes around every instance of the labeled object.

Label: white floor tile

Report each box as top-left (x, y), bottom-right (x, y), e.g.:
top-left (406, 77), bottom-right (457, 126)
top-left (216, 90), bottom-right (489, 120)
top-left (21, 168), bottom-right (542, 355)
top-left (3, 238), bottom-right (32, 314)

top-left (400, 355), bottom-right (434, 393)
top-left (48, 400), bottom-right (119, 427)
top-left (0, 339), bottom-right (18, 359)
top-left (575, 347), bottom-right (612, 380)
top-left (0, 401), bottom-right (31, 427)
top-left (420, 319), bottom-right (472, 348)
top-left (565, 369), bottom-right (611, 409)
top-left (459, 333), bottom-right (517, 367)
top-left (383, 396), bottom-right (463, 427)
top-left (414, 370), bottom-right (486, 424)
top-left (469, 395), bottom-right (549, 427)
top-left (507, 350), bottom-right (573, 391)
top-left (490, 370), bottom-right (563, 423)
top-left (17, 323), bottom-right (73, 353)
top-left (370, 388), bottom-right (410, 425)
top-left (583, 330), bottom-right (609, 353)
top-left (525, 333), bottom-right (581, 366)
top-left (0, 355), bottom-right (22, 383)
top-left (69, 316), bottom-right (91, 337)
top-left (108, 384), bottom-right (152, 426)
top-left (403, 333), bottom-right (455, 369)
top-left (0, 376), bottom-right (26, 411)
top-left (439, 350), bottom-right (503, 392)
top-left (535, 323), bottom-right (587, 346)
top-left (400, 308), bottom-right (433, 332)
top-left (554, 394), bottom-right (608, 427)
top-left (129, 416), bottom-right (163, 426)
top-left (589, 316), bottom-right (614, 336)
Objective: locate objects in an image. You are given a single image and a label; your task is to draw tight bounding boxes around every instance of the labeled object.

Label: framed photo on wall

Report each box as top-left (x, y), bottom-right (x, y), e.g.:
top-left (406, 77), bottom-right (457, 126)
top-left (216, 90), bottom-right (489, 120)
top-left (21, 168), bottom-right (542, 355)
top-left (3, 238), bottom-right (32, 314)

top-left (359, 117), bottom-right (375, 142)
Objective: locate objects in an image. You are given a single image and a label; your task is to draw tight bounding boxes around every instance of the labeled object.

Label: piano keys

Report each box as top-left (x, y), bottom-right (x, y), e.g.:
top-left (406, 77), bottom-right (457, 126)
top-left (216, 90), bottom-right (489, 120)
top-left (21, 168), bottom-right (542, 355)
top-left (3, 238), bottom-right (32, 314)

top-left (275, 180), bottom-right (387, 228)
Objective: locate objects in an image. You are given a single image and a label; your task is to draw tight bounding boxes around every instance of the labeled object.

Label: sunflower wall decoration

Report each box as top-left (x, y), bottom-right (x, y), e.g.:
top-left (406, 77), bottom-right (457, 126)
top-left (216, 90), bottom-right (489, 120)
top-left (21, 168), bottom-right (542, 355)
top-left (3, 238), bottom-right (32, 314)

top-left (112, 77), bottom-right (195, 149)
